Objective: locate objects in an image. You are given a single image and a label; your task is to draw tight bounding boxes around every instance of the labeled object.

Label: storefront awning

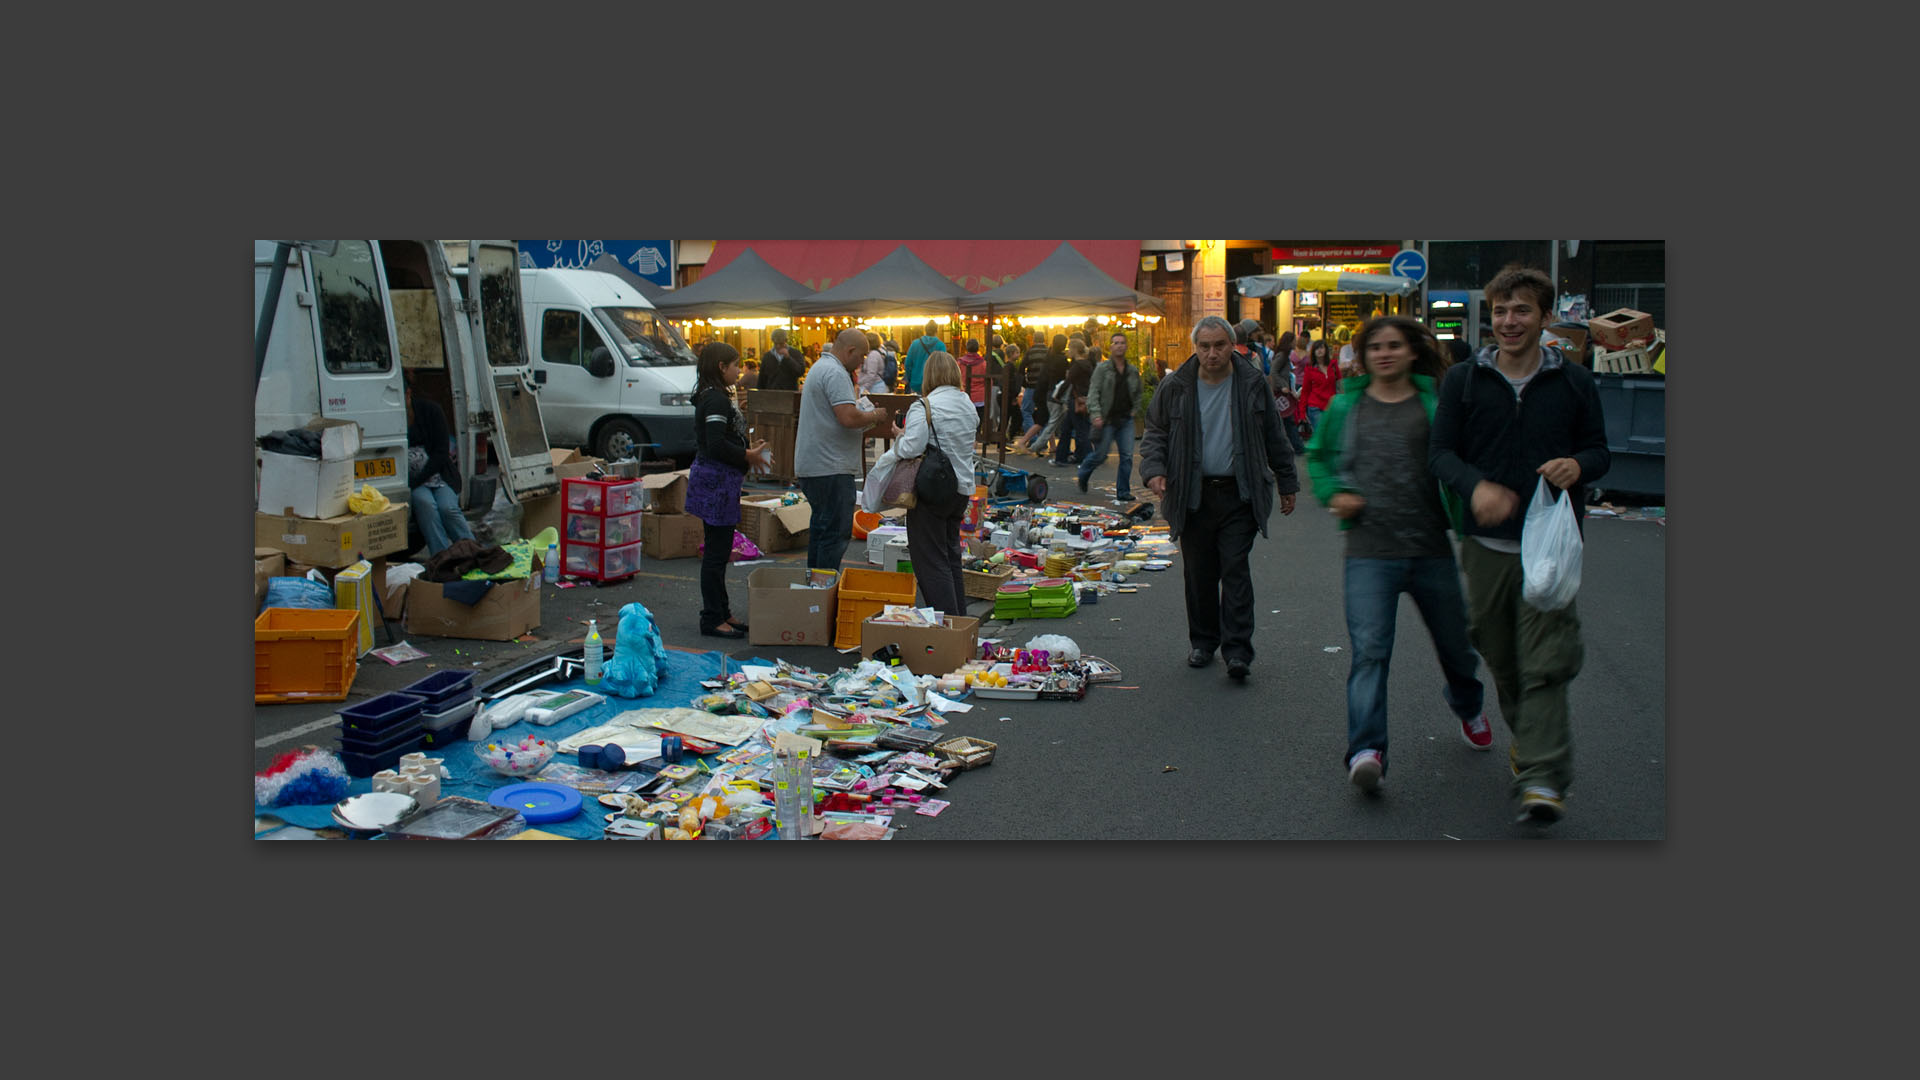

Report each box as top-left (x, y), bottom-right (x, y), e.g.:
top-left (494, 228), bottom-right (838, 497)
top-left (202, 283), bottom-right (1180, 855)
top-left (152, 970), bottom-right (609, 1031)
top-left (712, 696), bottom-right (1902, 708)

top-left (702, 240), bottom-right (1145, 295)
top-left (1237, 271), bottom-right (1416, 298)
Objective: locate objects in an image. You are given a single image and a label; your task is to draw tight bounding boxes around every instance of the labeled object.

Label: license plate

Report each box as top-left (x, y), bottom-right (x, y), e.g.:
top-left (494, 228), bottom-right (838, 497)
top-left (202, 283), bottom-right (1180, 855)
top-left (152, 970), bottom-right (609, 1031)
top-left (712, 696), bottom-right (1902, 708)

top-left (355, 457), bottom-right (396, 480)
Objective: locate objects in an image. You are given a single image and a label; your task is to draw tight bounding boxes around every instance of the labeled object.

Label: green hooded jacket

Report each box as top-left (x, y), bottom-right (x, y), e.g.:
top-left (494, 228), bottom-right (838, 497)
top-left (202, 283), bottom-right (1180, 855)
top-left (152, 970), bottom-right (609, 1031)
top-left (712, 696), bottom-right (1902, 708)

top-left (1304, 372), bottom-right (1465, 536)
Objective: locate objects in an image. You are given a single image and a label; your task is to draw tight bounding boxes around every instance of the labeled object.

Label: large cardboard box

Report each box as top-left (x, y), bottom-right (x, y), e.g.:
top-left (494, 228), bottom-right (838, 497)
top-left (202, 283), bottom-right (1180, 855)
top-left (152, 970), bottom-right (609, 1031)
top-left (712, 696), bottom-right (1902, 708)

top-left (642, 512), bottom-right (704, 559)
top-left (739, 497), bottom-right (812, 553)
top-left (640, 469), bottom-right (690, 515)
top-left (1589, 308), bottom-right (1656, 350)
top-left (258, 451), bottom-right (356, 519)
top-left (404, 556), bottom-right (543, 641)
top-left (861, 614), bottom-right (980, 677)
top-left (255, 504), bottom-right (410, 569)
top-left (254, 548), bottom-right (286, 611)
top-left (747, 567), bottom-right (840, 647)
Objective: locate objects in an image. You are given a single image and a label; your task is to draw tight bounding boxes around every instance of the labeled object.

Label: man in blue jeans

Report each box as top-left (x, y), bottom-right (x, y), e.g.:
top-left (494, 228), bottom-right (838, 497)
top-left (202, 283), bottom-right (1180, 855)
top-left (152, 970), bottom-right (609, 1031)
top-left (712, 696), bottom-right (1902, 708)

top-left (793, 328), bottom-right (891, 570)
top-left (1304, 315), bottom-right (1490, 797)
top-left (1077, 331), bottom-right (1145, 504)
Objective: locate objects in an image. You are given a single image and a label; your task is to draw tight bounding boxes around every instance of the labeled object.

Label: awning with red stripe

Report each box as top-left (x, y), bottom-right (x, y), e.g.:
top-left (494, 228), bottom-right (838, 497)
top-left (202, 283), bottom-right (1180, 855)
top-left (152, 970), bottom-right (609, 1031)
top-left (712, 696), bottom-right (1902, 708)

top-left (699, 240), bottom-right (1144, 295)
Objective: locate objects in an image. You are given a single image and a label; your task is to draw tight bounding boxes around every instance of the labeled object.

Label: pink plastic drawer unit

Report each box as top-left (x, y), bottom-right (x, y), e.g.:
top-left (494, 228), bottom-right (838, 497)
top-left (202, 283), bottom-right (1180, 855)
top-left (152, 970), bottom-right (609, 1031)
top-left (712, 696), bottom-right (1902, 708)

top-left (559, 477), bottom-right (645, 581)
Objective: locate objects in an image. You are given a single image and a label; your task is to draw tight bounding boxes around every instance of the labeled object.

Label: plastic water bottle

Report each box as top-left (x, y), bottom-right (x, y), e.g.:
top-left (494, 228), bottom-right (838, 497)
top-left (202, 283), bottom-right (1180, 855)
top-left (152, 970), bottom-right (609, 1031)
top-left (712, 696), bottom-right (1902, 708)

top-left (584, 618), bottom-right (603, 685)
top-left (772, 746), bottom-right (805, 840)
top-left (545, 542), bottom-right (560, 584)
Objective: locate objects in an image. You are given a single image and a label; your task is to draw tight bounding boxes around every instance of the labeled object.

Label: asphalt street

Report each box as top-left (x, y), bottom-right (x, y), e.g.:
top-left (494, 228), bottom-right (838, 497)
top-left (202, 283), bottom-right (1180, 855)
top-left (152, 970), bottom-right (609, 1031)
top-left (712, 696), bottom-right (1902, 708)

top-left (252, 441), bottom-right (1666, 840)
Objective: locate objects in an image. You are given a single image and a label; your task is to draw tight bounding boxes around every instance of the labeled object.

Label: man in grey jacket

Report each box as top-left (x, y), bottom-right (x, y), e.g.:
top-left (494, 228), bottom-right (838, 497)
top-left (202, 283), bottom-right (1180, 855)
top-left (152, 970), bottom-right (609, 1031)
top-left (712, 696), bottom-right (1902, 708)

top-left (1140, 316), bottom-right (1299, 680)
top-left (1078, 330), bottom-right (1146, 504)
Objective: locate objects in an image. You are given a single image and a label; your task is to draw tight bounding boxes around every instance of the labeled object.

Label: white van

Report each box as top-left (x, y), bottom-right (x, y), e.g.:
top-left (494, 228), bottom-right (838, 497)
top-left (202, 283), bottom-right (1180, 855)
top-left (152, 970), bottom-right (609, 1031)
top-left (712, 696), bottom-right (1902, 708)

top-left (254, 240), bottom-right (556, 527)
top-left (490, 267), bottom-right (696, 462)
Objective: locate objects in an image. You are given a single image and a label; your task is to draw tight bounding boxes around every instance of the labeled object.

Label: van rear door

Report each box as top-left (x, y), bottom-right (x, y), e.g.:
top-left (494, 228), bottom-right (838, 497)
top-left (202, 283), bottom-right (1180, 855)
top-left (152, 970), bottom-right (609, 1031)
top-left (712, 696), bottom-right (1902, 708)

top-left (465, 241), bottom-right (556, 501)
top-left (306, 240), bottom-right (407, 493)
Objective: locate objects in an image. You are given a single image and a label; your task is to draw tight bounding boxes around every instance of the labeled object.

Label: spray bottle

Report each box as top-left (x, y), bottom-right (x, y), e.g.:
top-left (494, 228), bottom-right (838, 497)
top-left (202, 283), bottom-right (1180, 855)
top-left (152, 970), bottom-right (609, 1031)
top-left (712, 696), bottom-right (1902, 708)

top-left (584, 618), bottom-right (603, 686)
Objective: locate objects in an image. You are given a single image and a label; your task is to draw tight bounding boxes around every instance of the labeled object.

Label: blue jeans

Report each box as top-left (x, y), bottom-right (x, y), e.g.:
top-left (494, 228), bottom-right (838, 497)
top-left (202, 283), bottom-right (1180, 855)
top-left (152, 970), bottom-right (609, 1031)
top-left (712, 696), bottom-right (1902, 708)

top-left (1076, 418), bottom-right (1135, 499)
top-left (1343, 555), bottom-right (1485, 774)
top-left (1019, 389), bottom-right (1035, 432)
top-left (798, 474), bottom-right (855, 571)
top-left (412, 482), bottom-right (474, 555)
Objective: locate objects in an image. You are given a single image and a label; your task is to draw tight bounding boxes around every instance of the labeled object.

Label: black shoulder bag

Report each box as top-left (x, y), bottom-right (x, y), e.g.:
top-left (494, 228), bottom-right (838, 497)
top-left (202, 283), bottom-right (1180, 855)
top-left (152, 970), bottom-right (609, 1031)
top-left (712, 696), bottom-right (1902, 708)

top-left (913, 397), bottom-right (961, 507)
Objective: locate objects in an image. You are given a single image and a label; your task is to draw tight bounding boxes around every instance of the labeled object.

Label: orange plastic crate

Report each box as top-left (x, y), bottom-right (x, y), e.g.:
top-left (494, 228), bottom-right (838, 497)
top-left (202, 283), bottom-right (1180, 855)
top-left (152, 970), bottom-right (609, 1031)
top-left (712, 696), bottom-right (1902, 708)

top-left (255, 607), bottom-right (362, 704)
top-left (837, 567), bottom-right (917, 603)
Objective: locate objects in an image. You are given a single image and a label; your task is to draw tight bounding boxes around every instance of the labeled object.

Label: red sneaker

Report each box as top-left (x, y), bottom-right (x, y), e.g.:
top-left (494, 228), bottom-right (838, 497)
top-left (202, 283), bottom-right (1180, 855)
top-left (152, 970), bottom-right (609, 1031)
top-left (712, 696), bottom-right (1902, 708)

top-left (1460, 712), bottom-right (1493, 750)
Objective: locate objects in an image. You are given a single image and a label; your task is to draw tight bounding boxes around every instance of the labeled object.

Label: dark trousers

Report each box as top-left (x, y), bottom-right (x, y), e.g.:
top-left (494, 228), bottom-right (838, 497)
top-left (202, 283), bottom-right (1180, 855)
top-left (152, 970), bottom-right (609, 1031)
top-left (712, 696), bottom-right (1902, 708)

top-left (1180, 478), bottom-right (1260, 663)
top-left (904, 492), bottom-right (970, 617)
top-left (699, 521), bottom-right (735, 631)
top-left (1054, 411), bottom-right (1090, 463)
top-left (798, 474), bottom-right (855, 570)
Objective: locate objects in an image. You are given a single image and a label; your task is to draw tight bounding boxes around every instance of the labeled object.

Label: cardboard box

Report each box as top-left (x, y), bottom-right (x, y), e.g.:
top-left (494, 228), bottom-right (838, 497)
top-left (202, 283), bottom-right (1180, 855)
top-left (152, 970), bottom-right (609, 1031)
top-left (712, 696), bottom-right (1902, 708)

top-left (549, 447), bottom-right (607, 480)
top-left (639, 469), bottom-right (690, 515)
top-left (1545, 325), bottom-right (1589, 367)
top-left (404, 556), bottom-right (542, 641)
top-left (333, 559), bottom-right (377, 655)
top-left (739, 497), bottom-right (812, 553)
top-left (254, 548), bottom-right (286, 611)
top-left (642, 512), bottom-right (704, 559)
top-left (861, 614), bottom-right (980, 677)
top-left (747, 567), bottom-right (840, 647)
top-left (519, 493), bottom-right (563, 545)
top-left (258, 451), bottom-right (356, 518)
top-left (255, 504), bottom-right (411, 569)
top-left (1589, 308), bottom-right (1655, 350)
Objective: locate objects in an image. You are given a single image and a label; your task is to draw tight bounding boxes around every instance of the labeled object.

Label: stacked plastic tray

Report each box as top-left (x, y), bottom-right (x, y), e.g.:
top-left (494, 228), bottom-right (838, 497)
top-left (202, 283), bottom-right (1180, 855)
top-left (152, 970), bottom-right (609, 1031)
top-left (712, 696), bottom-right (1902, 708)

top-left (336, 691), bottom-right (428, 777)
top-left (992, 581), bottom-right (1032, 619)
top-left (401, 670), bottom-right (478, 749)
top-left (561, 477), bottom-right (644, 581)
top-left (1027, 578), bottom-right (1078, 619)
top-left (834, 567), bottom-right (918, 650)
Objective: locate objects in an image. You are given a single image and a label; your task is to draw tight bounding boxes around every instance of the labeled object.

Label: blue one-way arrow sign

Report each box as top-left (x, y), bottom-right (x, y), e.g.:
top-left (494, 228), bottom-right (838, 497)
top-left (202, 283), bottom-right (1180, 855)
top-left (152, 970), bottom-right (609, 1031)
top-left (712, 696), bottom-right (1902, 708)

top-left (1389, 249), bottom-right (1428, 284)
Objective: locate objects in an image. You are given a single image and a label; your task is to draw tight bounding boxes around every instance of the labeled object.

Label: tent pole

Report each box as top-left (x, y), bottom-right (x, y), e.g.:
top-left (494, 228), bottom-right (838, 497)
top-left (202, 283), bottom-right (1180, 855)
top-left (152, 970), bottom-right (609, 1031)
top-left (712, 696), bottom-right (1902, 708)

top-left (991, 302), bottom-right (1006, 467)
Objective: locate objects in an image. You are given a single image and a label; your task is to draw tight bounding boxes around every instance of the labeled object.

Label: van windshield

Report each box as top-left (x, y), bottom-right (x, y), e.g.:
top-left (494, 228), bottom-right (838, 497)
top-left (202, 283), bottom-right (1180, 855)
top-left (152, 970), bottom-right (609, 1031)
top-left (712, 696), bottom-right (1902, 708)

top-left (593, 307), bottom-right (695, 367)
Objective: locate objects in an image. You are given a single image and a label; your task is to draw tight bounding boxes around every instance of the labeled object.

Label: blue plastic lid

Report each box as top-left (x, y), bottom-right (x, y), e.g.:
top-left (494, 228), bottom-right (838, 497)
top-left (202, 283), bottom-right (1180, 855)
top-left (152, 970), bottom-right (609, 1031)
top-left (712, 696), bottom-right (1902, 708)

top-left (487, 782), bottom-right (583, 824)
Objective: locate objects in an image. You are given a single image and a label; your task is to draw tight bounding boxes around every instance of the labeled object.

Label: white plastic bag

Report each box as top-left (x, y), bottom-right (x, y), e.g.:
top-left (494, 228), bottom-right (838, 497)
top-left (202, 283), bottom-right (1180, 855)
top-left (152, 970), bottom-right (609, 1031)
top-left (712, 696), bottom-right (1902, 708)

top-left (1521, 476), bottom-right (1583, 611)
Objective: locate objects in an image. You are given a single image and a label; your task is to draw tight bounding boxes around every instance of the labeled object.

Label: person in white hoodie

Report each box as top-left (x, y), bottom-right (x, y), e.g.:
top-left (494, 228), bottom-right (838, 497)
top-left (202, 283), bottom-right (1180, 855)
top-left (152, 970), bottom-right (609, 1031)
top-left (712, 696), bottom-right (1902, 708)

top-left (891, 351), bottom-right (979, 616)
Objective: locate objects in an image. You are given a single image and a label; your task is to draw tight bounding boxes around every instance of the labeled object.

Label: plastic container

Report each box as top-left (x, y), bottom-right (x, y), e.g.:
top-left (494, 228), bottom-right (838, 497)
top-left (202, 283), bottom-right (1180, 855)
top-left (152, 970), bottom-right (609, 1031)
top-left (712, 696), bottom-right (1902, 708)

top-left (254, 607), bottom-right (363, 704)
top-left (337, 716), bottom-right (426, 757)
top-left (565, 512), bottom-right (603, 544)
top-left (396, 671), bottom-right (476, 712)
top-left (337, 691), bottom-right (428, 735)
top-left (337, 729), bottom-right (426, 778)
top-left (601, 512), bottom-right (640, 547)
top-left (418, 697), bottom-right (479, 748)
top-left (545, 542), bottom-right (560, 583)
top-left (584, 619), bottom-right (603, 686)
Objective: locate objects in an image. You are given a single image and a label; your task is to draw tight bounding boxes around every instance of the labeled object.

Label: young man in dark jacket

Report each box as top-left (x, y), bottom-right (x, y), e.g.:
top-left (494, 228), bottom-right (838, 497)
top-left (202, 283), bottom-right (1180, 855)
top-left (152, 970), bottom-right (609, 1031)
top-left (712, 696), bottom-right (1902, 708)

top-left (1140, 316), bottom-right (1299, 681)
top-left (1429, 265), bottom-right (1609, 825)
top-left (1078, 330), bottom-right (1145, 503)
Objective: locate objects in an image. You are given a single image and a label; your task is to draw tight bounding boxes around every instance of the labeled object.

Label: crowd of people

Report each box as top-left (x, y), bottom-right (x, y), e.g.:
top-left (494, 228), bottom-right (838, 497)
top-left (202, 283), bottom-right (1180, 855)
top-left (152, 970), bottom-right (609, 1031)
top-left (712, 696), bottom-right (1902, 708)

top-left (676, 265), bottom-right (1609, 826)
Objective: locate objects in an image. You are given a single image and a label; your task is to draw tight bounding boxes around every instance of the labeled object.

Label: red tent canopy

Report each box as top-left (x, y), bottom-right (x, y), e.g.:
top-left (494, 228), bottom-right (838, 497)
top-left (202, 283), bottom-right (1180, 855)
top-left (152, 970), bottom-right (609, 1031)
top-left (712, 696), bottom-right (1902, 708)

top-left (699, 240), bottom-right (1143, 295)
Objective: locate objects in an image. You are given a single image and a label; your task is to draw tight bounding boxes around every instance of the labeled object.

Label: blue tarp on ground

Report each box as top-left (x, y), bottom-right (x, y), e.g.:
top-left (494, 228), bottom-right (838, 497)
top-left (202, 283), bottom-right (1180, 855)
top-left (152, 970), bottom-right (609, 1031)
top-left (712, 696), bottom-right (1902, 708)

top-left (256, 648), bottom-right (772, 839)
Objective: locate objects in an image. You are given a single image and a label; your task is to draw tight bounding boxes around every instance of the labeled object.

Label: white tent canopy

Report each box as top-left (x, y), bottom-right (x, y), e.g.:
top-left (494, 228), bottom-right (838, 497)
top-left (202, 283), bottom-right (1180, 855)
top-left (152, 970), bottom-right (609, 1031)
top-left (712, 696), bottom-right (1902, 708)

top-left (1236, 271), bottom-right (1416, 298)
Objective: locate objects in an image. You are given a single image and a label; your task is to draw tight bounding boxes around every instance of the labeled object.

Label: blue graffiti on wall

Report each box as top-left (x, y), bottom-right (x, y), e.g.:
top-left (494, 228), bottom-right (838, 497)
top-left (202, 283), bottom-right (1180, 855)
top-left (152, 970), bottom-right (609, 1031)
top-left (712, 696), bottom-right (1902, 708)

top-left (518, 241), bottom-right (674, 286)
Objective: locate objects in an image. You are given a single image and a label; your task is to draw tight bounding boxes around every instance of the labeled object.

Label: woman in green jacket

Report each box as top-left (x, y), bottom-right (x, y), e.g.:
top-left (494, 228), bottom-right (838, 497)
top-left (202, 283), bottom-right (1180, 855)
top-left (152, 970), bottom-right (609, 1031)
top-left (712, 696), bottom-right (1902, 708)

top-left (1304, 316), bottom-right (1488, 795)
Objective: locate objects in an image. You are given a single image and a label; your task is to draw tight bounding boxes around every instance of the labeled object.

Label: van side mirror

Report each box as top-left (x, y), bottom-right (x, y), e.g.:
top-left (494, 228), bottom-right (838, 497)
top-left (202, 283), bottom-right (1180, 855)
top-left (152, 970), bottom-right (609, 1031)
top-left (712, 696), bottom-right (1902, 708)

top-left (586, 346), bottom-right (616, 378)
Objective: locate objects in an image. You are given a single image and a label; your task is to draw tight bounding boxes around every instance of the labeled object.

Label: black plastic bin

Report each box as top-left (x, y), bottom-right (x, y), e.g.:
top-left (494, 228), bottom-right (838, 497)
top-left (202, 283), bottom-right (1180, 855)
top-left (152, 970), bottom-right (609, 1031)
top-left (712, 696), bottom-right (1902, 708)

top-left (1592, 373), bottom-right (1665, 500)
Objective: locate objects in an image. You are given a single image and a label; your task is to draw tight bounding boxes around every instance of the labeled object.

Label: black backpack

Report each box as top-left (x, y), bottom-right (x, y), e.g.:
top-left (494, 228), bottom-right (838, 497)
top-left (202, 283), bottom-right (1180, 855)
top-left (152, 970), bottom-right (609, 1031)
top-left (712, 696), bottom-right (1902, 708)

top-left (913, 398), bottom-right (961, 506)
top-left (882, 352), bottom-right (899, 389)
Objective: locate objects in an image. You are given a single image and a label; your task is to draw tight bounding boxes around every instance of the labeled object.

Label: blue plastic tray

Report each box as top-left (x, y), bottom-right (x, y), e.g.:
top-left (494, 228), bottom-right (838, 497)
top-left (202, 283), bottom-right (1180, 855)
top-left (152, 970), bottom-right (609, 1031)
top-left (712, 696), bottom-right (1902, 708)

top-left (487, 782), bottom-right (583, 825)
top-left (397, 671), bottom-right (477, 711)
top-left (338, 691), bottom-right (427, 734)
